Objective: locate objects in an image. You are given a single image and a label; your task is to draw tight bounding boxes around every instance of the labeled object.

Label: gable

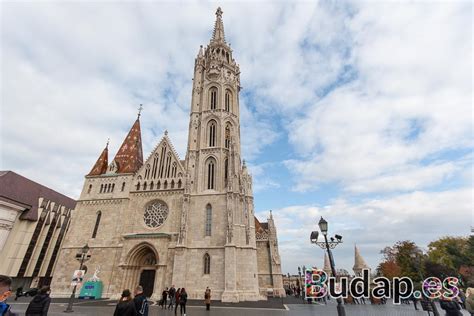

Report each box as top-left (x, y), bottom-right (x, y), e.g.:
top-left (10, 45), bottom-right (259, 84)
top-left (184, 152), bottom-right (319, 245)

top-left (134, 135), bottom-right (185, 190)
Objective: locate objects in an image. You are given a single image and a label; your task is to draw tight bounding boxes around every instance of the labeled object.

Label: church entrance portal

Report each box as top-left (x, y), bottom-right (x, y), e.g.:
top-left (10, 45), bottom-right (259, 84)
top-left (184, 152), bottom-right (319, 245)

top-left (139, 270), bottom-right (156, 298)
top-left (123, 243), bottom-right (158, 298)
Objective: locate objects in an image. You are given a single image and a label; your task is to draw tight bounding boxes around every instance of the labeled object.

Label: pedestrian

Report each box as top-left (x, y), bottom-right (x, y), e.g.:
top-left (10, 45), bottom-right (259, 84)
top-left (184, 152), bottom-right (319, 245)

top-left (133, 286), bottom-right (148, 316)
top-left (161, 287), bottom-right (168, 309)
top-left (466, 288), bottom-right (474, 316)
top-left (25, 286), bottom-right (51, 316)
top-left (168, 285), bottom-right (176, 310)
top-left (0, 275), bottom-right (15, 316)
top-left (113, 289), bottom-right (136, 316)
top-left (204, 287), bottom-right (211, 310)
top-left (179, 288), bottom-right (188, 316)
top-left (440, 295), bottom-right (463, 316)
top-left (174, 288), bottom-right (181, 315)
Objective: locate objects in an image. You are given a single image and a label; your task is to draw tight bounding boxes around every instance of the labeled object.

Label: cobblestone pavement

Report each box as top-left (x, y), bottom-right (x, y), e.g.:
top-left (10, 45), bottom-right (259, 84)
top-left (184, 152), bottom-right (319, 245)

top-left (7, 296), bottom-right (472, 315)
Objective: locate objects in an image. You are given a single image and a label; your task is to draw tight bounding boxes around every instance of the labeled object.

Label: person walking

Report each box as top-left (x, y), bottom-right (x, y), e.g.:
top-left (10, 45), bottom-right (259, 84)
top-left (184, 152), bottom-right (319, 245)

top-left (168, 285), bottom-right (176, 310)
top-left (0, 275), bottom-right (15, 316)
top-left (161, 288), bottom-right (168, 309)
top-left (466, 288), bottom-right (474, 316)
top-left (113, 289), bottom-right (137, 316)
top-left (25, 286), bottom-right (51, 316)
top-left (204, 287), bottom-right (211, 310)
top-left (440, 295), bottom-right (463, 316)
top-left (179, 288), bottom-right (188, 316)
top-left (133, 286), bottom-right (148, 316)
top-left (174, 288), bottom-right (181, 315)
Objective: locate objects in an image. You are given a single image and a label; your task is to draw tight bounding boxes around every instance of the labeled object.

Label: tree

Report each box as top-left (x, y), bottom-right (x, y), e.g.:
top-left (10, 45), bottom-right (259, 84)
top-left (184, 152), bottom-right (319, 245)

top-left (378, 240), bottom-right (422, 281)
top-left (427, 236), bottom-right (469, 271)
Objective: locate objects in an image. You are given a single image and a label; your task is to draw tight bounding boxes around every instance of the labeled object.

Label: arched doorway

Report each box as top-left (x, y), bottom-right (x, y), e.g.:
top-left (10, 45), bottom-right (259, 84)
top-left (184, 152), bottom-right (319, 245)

top-left (124, 243), bottom-right (158, 298)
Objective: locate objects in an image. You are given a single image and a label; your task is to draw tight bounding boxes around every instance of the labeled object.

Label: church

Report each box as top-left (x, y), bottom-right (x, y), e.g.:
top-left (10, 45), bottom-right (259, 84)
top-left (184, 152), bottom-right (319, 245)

top-left (51, 8), bottom-right (285, 302)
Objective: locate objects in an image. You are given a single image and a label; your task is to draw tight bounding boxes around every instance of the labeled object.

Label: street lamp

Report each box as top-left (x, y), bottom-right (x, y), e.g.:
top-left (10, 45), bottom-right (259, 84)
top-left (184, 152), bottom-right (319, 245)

top-left (410, 252), bottom-right (440, 316)
top-left (310, 217), bottom-right (346, 316)
top-left (64, 244), bottom-right (91, 313)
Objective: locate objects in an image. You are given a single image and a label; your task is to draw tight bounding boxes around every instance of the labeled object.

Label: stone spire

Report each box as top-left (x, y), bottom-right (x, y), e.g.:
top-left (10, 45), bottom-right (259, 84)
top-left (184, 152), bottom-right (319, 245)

top-left (323, 253), bottom-right (332, 276)
top-left (112, 116), bottom-right (143, 174)
top-left (87, 141), bottom-right (108, 176)
top-left (211, 7), bottom-right (226, 44)
top-left (353, 244), bottom-right (370, 276)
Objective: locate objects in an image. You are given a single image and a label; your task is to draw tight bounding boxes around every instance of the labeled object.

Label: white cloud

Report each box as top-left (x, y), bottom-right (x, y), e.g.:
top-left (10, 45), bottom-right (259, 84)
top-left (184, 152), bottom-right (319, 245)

top-left (285, 2), bottom-right (472, 193)
top-left (264, 187), bottom-right (472, 275)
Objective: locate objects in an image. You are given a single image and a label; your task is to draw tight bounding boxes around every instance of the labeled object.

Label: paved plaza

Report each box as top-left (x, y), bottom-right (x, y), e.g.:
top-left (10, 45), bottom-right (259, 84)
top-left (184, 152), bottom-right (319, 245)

top-left (7, 297), bottom-right (472, 315)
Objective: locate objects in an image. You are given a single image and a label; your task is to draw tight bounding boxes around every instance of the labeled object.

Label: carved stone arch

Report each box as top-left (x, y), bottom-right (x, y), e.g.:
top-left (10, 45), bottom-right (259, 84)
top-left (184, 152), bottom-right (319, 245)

top-left (208, 86), bottom-right (219, 110)
top-left (206, 119), bottom-right (218, 147)
top-left (204, 156), bottom-right (218, 190)
top-left (125, 242), bottom-right (159, 266)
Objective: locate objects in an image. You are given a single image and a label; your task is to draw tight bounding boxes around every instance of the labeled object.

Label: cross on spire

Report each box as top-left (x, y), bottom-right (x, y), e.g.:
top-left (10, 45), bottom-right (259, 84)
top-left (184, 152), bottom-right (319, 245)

top-left (137, 104), bottom-right (143, 118)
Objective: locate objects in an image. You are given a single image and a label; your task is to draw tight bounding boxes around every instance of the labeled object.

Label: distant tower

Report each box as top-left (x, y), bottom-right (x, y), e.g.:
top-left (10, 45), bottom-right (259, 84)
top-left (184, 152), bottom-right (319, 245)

top-left (353, 245), bottom-right (370, 276)
top-left (323, 253), bottom-right (332, 276)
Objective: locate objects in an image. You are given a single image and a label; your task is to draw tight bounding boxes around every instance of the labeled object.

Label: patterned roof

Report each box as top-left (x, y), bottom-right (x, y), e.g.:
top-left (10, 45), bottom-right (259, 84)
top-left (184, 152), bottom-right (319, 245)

top-left (87, 144), bottom-right (108, 176)
top-left (113, 118), bottom-right (143, 174)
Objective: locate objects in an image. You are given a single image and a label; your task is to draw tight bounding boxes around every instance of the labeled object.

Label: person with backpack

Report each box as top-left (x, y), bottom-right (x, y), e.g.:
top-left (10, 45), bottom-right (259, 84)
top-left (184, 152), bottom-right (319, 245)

top-left (133, 286), bottom-right (148, 316)
top-left (114, 289), bottom-right (136, 316)
top-left (25, 286), bottom-right (51, 316)
top-left (168, 285), bottom-right (176, 310)
top-left (179, 288), bottom-right (188, 316)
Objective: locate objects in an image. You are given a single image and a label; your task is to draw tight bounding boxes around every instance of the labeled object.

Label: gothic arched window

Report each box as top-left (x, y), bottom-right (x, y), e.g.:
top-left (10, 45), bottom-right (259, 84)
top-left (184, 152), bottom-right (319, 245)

top-left (88, 184), bottom-right (92, 194)
top-left (100, 184), bottom-right (103, 193)
top-left (92, 211), bottom-right (101, 238)
top-left (225, 123), bottom-right (231, 149)
top-left (206, 158), bottom-right (216, 190)
top-left (224, 158), bottom-right (229, 185)
top-left (111, 183), bottom-right (115, 192)
top-left (121, 182), bottom-right (126, 191)
top-left (205, 204), bottom-right (212, 236)
top-left (209, 87), bottom-right (218, 110)
top-left (204, 253), bottom-right (211, 274)
top-left (208, 120), bottom-right (217, 147)
top-left (225, 90), bottom-right (232, 112)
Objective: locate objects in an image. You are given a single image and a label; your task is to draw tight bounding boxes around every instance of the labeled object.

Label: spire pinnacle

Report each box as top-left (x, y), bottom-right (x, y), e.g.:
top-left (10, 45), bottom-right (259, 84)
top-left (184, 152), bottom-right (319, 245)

top-left (112, 117), bottom-right (143, 174)
top-left (211, 7), bottom-right (226, 43)
top-left (137, 104), bottom-right (143, 118)
top-left (87, 141), bottom-right (109, 176)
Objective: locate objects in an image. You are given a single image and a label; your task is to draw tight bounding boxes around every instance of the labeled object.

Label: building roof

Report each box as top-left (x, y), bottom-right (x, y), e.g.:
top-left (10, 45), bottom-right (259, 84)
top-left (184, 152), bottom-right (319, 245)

top-left (88, 143), bottom-right (109, 176)
top-left (112, 117), bottom-right (143, 174)
top-left (353, 245), bottom-right (370, 271)
top-left (0, 171), bottom-right (76, 221)
top-left (254, 216), bottom-right (268, 232)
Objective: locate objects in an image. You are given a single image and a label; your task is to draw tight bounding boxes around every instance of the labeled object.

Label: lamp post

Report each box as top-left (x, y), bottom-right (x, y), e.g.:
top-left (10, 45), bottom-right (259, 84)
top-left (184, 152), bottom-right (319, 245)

top-left (298, 266), bottom-right (302, 298)
top-left (64, 244), bottom-right (90, 313)
top-left (410, 252), bottom-right (440, 316)
top-left (310, 217), bottom-right (346, 316)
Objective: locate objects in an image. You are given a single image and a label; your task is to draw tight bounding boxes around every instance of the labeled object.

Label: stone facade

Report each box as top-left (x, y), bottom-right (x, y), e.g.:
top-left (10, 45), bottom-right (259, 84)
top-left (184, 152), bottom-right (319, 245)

top-left (51, 8), bottom-right (284, 302)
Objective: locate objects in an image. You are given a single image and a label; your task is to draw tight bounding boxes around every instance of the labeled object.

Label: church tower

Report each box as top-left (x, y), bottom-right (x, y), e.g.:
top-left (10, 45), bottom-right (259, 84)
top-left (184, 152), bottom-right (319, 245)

top-left (172, 7), bottom-right (260, 302)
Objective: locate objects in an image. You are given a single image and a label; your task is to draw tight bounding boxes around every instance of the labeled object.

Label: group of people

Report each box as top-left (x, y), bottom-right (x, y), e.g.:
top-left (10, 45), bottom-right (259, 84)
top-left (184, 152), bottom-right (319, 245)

top-left (113, 286), bottom-right (149, 316)
top-left (157, 285), bottom-right (188, 315)
top-left (157, 285), bottom-right (212, 315)
top-left (1, 275), bottom-right (52, 316)
top-left (438, 287), bottom-right (474, 316)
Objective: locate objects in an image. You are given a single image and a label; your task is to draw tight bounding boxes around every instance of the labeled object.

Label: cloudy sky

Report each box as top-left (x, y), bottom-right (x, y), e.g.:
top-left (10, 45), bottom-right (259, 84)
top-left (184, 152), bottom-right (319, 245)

top-left (1, 1), bottom-right (472, 274)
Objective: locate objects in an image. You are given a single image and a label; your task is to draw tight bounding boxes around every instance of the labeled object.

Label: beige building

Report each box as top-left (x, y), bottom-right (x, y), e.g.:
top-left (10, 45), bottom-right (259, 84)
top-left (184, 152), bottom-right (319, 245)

top-left (51, 8), bottom-right (284, 302)
top-left (0, 171), bottom-right (76, 289)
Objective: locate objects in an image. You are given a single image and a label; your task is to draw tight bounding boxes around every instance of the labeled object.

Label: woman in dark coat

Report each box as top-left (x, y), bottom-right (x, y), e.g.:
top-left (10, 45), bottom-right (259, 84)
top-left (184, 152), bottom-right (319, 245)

top-left (439, 296), bottom-right (463, 316)
top-left (25, 286), bottom-right (51, 316)
top-left (179, 288), bottom-right (188, 315)
top-left (114, 289), bottom-right (136, 316)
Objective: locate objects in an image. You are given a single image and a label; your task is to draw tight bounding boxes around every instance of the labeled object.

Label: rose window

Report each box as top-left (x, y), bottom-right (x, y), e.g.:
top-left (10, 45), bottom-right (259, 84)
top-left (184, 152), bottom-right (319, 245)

top-left (143, 201), bottom-right (169, 228)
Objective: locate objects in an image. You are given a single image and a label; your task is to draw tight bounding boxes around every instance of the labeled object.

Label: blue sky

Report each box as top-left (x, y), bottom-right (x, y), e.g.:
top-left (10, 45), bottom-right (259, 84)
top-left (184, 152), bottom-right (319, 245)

top-left (1, 1), bottom-right (472, 275)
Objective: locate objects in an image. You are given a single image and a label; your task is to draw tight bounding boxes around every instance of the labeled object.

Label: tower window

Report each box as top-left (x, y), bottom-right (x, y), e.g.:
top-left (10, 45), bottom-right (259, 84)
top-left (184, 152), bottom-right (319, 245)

top-left (209, 87), bottom-right (217, 110)
top-left (224, 158), bottom-right (229, 185)
top-left (206, 158), bottom-right (216, 190)
top-left (92, 211), bottom-right (102, 239)
top-left (225, 90), bottom-right (232, 112)
top-left (208, 121), bottom-right (217, 147)
top-left (88, 184), bottom-right (92, 194)
top-left (205, 204), bottom-right (212, 236)
top-left (204, 253), bottom-right (211, 274)
top-left (121, 182), bottom-right (126, 191)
